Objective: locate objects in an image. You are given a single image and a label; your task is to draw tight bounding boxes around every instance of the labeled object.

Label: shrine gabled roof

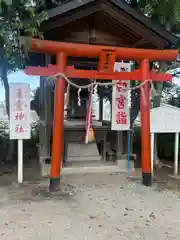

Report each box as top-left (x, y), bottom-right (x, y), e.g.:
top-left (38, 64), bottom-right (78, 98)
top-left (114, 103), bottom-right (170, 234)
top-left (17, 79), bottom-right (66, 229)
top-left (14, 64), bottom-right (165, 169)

top-left (41, 0), bottom-right (178, 49)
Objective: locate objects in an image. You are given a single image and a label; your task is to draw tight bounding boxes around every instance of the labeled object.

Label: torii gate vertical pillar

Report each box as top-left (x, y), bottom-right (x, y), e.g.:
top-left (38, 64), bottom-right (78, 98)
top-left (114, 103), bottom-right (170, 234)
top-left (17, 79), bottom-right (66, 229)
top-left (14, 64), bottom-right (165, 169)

top-left (140, 59), bottom-right (152, 186)
top-left (49, 52), bottom-right (66, 192)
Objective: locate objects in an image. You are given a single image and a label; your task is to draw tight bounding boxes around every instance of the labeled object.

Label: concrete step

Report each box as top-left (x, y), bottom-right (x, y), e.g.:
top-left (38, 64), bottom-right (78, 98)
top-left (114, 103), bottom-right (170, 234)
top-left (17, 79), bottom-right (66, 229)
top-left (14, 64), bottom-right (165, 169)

top-left (64, 160), bottom-right (116, 168)
top-left (41, 160), bottom-right (117, 177)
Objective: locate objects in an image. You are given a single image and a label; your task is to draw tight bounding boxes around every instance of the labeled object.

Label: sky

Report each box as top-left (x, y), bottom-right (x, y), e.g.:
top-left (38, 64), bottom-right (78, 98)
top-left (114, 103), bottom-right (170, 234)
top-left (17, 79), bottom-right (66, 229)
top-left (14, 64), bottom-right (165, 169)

top-left (0, 71), bottom-right (39, 101)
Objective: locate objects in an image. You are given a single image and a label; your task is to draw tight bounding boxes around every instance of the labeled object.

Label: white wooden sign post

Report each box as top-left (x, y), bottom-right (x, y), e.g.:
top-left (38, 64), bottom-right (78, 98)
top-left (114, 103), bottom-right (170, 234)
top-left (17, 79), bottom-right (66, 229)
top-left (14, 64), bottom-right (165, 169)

top-left (9, 83), bottom-right (31, 183)
top-left (150, 133), bottom-right (155, 174)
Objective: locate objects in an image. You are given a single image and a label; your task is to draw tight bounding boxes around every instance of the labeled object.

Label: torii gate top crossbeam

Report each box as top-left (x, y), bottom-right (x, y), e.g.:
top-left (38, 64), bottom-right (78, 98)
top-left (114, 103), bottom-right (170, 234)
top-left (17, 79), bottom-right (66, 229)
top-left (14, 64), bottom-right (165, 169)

top-left (21, 38), bottom-right (178, 61)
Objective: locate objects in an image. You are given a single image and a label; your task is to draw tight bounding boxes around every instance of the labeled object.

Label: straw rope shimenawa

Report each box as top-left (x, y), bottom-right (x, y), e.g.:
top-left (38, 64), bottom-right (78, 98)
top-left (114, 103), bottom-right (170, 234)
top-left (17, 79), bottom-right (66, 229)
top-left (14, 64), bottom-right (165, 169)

top-left (39, 73), bottom-right (157, 160)
top-left (47, 73), bottom-right (156, 106)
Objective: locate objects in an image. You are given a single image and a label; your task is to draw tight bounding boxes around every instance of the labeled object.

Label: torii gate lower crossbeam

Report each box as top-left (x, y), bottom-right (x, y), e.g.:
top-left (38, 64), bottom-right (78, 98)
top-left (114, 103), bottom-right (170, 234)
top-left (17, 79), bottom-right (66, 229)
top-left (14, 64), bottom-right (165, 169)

top-left (23, 38), bottom-right (178, 191)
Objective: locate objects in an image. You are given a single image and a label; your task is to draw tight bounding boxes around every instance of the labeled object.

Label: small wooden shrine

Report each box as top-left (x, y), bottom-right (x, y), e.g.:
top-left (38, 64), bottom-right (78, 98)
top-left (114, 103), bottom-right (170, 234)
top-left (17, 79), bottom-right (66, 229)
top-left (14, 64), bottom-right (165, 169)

top-left (27, 0), bottom-right (178, 177)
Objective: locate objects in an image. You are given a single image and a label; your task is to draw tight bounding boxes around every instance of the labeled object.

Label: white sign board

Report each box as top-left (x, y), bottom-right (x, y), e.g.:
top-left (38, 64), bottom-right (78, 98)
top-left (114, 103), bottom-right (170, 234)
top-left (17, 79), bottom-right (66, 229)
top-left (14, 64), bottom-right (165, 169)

top-left (111, 62), bottom-right (131, 131)
top-left (150, 104), bottom-right (180, 133)
top-left (9, 83), bottom-right (31, 140)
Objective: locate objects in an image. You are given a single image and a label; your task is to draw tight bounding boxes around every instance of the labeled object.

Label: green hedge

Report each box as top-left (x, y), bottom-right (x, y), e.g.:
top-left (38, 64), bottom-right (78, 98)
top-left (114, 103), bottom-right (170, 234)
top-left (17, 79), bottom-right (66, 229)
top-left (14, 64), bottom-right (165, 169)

top-left (133, 126), bottom-right (178, 160)
top-left (0, 121), bottom-right (176, 162)
top-left (157, 133), bottom-right (177, 159)
top-left (0, 121), bottom-right (40, 162)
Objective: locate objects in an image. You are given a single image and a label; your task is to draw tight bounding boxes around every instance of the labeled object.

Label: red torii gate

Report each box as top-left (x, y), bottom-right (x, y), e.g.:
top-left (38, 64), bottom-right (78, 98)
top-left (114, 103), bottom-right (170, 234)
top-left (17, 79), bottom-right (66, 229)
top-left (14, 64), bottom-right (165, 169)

top-left (23, 38), bottom-right (178, 191)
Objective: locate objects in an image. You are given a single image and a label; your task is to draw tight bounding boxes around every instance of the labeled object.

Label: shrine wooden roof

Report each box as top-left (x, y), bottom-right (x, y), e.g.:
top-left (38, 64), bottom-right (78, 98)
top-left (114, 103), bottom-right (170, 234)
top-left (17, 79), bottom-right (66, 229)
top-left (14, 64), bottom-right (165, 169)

top-left (41, 0), bottom-right (178, 49)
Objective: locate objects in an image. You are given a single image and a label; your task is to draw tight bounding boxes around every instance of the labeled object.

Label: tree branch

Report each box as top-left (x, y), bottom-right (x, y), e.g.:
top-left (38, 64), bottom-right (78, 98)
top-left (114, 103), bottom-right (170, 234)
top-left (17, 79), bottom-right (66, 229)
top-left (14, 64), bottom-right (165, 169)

top-left (130, 90), bottom-right (140, 126)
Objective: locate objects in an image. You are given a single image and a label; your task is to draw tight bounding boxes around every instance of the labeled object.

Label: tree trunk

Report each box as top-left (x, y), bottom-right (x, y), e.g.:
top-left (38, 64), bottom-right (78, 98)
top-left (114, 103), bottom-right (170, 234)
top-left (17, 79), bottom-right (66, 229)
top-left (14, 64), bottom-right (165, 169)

top-left (0, 46), bottom-right (15, 162)
top-left (99, 95), bottom-right (103, 121)
top-left (3, 75), bottom-right (15, 162)
top-left (130, 92), bottom-right (140, 126)
top-left (39, 77), bottom-right (51, 163)
top-left (3, 76), bottom-right (9, 115)
top-left (0, 47), bottom-right (9, 114)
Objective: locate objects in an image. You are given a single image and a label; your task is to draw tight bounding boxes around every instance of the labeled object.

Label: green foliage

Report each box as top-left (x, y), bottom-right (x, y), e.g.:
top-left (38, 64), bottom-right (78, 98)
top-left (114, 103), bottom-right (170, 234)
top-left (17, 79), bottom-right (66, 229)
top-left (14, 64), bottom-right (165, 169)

top-left (0, 0), bottom-right (48, 72)
top-left (157, 133), bottom-right (177, 159)
top-left (0, 120), bottom-right (9, 160)
top-left (0, 120), bottom-right (40, 162)
top-left (134, 126), bottom-right (179, 159)
top-left (128, 0), bottom-right (180, 33)
top-left (133, 126), bottom-right (141, 153)
top-left (31, 87), bottom-right (40, 115)
top-left (23, 120), bottom-right (40, 159)
top-left (161, 82), bottom-right (180, 104)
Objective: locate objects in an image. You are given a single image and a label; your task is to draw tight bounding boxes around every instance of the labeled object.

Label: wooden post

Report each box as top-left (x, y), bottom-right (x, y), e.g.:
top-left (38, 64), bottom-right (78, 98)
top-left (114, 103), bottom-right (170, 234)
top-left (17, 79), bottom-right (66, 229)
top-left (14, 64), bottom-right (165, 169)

top-left (39, 54), bottom-right (52, 177)
top-left (174, 132), bottom-right (179, 176)
top-left (140, 59), bottom-right (152, 186)
top-left (151, 133), bottom-right (154, 174)
top-left (116, 131), bottom-right (123, 159)
top-left (39, 77), bottom-right (49, 164)
top-left (18, 139), bottom-right (23, 183)
top-left (99, 96), bottom-right (103, 122)
top-left (49, 52), bottom-right (66, 191)
top-left (103, 134), bottom-right (107, 161)
top-left (44, 55), bottom-right (52, 157)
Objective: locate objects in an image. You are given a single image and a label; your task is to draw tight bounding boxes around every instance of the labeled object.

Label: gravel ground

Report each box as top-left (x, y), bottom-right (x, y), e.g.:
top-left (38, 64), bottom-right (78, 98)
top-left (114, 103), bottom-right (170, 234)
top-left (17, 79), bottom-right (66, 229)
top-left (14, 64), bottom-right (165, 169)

top-left (0, 172), bottom-right (180, 239)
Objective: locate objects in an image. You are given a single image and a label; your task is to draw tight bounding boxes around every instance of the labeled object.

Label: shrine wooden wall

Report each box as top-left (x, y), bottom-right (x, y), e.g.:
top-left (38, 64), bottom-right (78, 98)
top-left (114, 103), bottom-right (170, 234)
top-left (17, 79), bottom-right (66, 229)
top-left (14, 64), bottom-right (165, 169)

top-left (44, 14), bottom-right (146, 48)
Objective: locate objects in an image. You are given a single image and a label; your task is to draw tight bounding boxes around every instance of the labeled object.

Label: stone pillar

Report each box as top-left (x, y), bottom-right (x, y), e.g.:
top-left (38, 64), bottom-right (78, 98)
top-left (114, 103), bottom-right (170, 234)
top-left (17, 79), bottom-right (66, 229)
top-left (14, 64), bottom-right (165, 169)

top-left (116, 131), bottom-right (127, 171)
top-left (116, 131), bottom-right (123, 158)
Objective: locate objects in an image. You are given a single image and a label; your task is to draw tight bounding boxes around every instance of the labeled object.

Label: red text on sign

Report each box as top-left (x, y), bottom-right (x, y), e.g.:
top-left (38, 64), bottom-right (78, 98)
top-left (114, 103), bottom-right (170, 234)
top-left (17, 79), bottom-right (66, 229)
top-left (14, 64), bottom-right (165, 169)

top-left (116, 95), bottom-right (125, 109)
top-left (116, 111), bottom-right (127, 124)
top-left (16, 88), bottom-right (22, 99)
top-left (116, 81), bottom-right (128, 93)
top-left (14, 112), bottom-right (25, 121)
top-left (15, 100), bottom-right (23, 111)
top-left (15, 125), bottom-right (25, 133)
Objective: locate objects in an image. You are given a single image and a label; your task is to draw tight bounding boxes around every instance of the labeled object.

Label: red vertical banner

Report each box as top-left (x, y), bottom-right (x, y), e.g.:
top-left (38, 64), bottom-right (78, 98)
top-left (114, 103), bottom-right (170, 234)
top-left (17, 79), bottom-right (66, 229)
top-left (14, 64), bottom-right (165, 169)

top-left (84, 86), bottom-right (95, 144)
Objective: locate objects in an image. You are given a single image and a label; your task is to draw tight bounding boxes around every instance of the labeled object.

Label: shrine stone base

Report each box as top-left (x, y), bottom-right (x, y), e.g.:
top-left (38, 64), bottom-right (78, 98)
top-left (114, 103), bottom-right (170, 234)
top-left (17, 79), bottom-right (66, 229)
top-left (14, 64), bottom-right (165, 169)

top-left (66, 142), bottom-right (101, 165)
top-left (40, 142), bottom-right (101, 177)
